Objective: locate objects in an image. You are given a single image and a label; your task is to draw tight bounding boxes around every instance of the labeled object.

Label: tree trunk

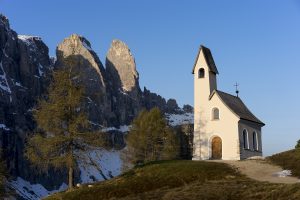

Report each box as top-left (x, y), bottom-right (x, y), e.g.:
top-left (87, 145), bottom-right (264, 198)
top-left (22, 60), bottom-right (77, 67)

top-left (68, 166), bottom-right (74, 190)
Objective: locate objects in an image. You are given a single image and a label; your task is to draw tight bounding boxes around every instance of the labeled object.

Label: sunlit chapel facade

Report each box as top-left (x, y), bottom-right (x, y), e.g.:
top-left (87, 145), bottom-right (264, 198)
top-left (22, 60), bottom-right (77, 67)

top-left (192, 46), bottom-right (265, 160)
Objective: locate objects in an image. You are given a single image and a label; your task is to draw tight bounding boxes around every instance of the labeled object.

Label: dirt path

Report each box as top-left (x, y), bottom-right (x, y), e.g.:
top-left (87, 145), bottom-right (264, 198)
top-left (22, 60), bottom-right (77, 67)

top-left (212, 160), bottom-right (300, 184)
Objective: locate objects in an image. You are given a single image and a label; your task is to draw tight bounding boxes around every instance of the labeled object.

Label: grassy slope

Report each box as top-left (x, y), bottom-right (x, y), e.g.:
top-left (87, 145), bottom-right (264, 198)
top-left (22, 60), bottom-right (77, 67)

top-left (46, 160), bottom-right (300, 200)
top-left (268, 148), bottom-right (300, 178)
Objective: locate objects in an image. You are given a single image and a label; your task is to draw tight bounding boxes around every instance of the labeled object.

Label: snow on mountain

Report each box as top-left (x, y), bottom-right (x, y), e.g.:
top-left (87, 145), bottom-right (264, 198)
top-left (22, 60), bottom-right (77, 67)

top-left (38, 63), bottom-right (44, 76)
top-left (101, 125), bottom-right (130, 133)
top-left (0, 61), bottom-right (11, 94)
top-left (8, 177), bottom-right (67, 200)
top-left (8, 148), bottom-right (123, 200)
top-left (5, 112), bottom-right (192, 200)
top-left (17, 35), bottom-right (41, 46)
top-left (118, 125), bottom-right (130, 133)
top-left (76, 148), bottom-right (122, 183)
top-left (166, 112), bottom-right (194, 126)
top-left (0, 123), bottom-right (10, 131)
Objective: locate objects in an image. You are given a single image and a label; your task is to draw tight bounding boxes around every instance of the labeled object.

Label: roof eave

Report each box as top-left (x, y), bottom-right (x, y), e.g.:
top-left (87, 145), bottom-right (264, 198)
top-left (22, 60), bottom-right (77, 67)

top-left (240, 118), bottom-right (265, 127)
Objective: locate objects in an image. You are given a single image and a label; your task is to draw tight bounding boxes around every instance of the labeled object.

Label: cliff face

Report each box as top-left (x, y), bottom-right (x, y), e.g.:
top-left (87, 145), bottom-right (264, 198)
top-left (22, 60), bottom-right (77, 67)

top-left (106, 40), bottom-right (140, 94)
top-left (0, 14), bottom-right (63, 188)
top-left (55, 35), bottom-right (185, 127)
top-left (106, 39), bottom-right (142, 125)
top-left (0, 14), bottom-right (193, 194)
top-left (56, 34), bottom-right (111, 127)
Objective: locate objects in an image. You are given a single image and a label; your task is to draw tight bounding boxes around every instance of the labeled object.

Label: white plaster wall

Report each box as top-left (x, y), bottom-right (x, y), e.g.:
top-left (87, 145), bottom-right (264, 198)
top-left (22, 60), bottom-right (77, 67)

top-left (193, 50), bottom-right (214, 160)
top-left (204, 94), bottom-right (241, 160)
top-left (193, 49), bottom-right (241, 160)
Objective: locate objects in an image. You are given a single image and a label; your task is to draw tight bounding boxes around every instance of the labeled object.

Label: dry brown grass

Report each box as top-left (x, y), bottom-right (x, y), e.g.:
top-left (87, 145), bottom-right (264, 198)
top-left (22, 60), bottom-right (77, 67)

top-left (268, 148), bottom-right (300, 178)
top-left (45, 160), bottom-right (300, 200)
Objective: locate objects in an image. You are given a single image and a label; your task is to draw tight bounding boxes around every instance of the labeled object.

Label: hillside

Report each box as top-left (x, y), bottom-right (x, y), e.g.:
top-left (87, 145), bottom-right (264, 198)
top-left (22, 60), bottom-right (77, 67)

top-left (268, 148), bottom-right (300, 178)
top-left (46, 160), bottom-right (300, 200)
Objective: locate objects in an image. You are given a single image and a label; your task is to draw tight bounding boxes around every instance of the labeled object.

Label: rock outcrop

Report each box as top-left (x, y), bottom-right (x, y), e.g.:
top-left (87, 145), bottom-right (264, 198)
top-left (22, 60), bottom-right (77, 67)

top-left (55, 36), bottom-right (186, 126)
top-left (106, 39), bottom-right (142, 125)
top-left (56, 34), bottom-right (111, 126)
top-left (106, 40), bottom-right (140, 95)
top-left (142, 87), bottom-right (167, 111)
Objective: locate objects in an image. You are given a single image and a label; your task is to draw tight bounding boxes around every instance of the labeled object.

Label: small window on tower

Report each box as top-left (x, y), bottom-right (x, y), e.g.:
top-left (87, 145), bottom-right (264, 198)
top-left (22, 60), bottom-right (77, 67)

top-left (198, 68), bottom-right (205, 78)
top-left (212, 107), bottom-right (220, 120)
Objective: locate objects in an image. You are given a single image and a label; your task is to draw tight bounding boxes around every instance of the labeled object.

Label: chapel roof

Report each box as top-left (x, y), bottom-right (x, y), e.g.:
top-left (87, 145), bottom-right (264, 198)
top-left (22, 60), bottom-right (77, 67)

top-left (210, 90), bottom-right (265, 126)
top-left (192, 45), bottom-right (219, 74)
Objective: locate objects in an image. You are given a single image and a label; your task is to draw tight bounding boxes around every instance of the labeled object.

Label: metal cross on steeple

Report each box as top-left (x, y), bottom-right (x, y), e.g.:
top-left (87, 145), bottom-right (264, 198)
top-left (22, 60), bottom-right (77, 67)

top-left (234, 82), bottom-right (239, 97)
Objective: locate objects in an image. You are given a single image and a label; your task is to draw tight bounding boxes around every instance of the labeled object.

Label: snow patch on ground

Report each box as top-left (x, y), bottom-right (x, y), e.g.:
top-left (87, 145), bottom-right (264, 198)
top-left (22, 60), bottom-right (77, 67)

top-left (77, 148), bottom-right (122, 184)
top-left (246, 156), bottom-right (265, 160)
top-left (0, 123), bottom-right (10, 131)
top-left (8, 177), bottom-right (67, 200)
top-left (273, 170), bottom-right (292, 177)
top-left (8, 149), bottom-right (123, 199)
top-left (166, 112), bottom-right (194, 126)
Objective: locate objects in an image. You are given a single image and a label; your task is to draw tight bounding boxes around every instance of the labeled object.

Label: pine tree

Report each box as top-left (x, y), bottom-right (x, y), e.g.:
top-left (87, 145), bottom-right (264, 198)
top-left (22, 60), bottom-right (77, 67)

top-left (126, 108), bottom-right (179, 164)
top-left (296, 139), bottom-right (300, 149)
top-left (25, 57), bottom-right (104, 190)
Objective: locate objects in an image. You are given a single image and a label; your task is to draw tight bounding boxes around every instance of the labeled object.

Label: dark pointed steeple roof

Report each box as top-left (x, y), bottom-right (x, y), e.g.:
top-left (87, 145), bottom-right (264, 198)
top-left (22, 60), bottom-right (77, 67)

top-left (192, 45), bottom-right (219, 74)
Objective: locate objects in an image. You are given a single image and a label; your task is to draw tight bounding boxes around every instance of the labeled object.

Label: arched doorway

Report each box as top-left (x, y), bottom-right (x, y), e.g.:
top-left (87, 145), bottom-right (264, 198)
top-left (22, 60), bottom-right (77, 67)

top-left (211, 136), bottom-right (222, 159)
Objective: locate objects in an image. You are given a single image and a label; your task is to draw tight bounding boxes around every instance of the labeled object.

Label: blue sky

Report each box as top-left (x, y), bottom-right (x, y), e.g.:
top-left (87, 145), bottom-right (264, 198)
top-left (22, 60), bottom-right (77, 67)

top-left (1, 0), bottom-right (300, 156)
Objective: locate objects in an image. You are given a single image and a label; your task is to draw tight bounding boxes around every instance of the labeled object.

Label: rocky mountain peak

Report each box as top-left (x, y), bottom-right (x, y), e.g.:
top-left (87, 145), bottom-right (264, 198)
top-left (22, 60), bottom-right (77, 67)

top-left (56, 34), bottom-right (110, 125)
top-left (18, 35), bottom-right (42, 45)
top-left (106, 39), bottom-right (139, 93)
top-left (0, 14), bottom-right (10, 29)
top-left (56, 34), bottom-right (106, 89)
top-left (57, 34), bottom-right (100, 67)
top-left (68, 34), bottom-right (93, 51)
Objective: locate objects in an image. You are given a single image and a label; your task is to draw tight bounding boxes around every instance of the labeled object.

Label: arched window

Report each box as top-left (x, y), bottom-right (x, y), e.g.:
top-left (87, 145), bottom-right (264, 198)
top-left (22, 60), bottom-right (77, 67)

top-left (243, 129), bottom-right (249, 149)
top-left (253, 131), bottom-right (258, 150)
top-left (212, 107), bottom-right (220, 120)
top-left (198, 68), bottom-right (205, 78)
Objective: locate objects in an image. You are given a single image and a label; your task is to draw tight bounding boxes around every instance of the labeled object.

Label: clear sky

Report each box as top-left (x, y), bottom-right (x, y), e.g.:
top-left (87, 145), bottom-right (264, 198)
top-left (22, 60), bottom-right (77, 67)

top-left (1, 0), bottom-right (300, 156)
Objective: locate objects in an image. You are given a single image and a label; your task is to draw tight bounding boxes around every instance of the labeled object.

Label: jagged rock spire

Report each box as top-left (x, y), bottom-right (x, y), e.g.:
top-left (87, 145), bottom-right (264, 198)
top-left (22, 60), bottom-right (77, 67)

top-left (106, 39), bottom-right (140, 93)
top-left (56, 34), bottom-right (106, 88)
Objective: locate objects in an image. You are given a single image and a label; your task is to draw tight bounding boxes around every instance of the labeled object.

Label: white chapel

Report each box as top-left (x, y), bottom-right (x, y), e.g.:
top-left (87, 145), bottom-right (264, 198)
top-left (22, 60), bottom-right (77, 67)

top-left (192, 45), bottom-right (265, 160)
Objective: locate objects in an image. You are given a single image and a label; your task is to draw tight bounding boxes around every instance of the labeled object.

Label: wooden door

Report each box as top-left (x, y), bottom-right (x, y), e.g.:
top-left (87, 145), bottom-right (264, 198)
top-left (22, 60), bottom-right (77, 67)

top-left (211, 137), bottom-right (222, 159)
